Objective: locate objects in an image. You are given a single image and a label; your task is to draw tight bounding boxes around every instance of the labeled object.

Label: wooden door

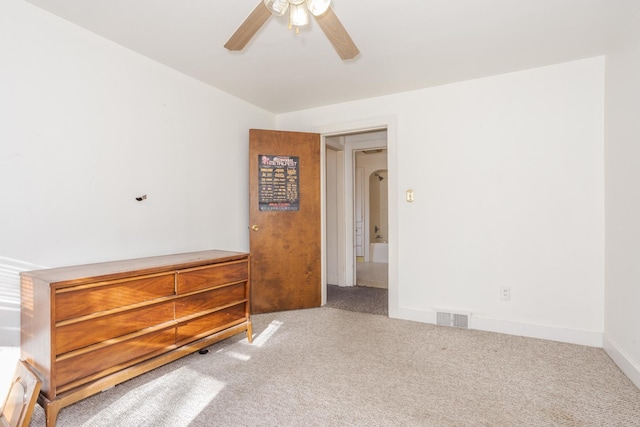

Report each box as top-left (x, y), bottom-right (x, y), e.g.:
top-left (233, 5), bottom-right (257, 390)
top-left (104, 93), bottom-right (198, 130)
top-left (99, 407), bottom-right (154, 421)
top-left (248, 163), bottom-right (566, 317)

top-left (249, 129), bottom-right (321, 314)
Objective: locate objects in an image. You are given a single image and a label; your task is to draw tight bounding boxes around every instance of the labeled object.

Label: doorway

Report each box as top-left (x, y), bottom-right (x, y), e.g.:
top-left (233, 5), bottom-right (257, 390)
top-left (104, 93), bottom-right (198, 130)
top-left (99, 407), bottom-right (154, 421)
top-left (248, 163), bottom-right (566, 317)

top-left (316, 115), bottom-right (398, 318)
top-left (324, 130), bottom-right (389, 315)
top-left (354, 149), bottom-right (388, 290)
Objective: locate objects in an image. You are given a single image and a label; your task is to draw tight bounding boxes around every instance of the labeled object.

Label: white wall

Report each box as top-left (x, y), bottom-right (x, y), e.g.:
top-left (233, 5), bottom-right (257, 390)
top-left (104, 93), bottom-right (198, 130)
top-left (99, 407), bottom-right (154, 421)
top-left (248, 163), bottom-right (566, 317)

top-left (0, 0), bottom-right (274, 345)
top-left (277, 57), bottom-right (605, 347)
top-left (604, 10), bottom-right (640, 388)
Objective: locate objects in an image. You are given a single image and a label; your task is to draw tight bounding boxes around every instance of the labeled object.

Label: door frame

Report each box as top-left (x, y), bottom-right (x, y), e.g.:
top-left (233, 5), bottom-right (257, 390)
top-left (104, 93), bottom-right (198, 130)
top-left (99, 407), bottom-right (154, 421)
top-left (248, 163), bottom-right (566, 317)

top-left (314, 116), bottom-right (398, 318)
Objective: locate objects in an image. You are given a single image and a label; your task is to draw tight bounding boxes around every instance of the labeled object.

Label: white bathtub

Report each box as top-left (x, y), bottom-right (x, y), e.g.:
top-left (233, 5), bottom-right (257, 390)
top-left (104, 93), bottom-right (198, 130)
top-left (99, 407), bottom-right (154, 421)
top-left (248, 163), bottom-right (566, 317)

top-left (370, 242), bottom-right (388, 263)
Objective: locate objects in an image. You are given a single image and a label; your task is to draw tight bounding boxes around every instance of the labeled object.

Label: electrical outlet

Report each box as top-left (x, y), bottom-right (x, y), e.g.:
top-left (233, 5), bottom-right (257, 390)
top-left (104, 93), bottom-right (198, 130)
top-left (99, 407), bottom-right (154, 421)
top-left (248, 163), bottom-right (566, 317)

top-left (500, 286), bottom-right (511, 301)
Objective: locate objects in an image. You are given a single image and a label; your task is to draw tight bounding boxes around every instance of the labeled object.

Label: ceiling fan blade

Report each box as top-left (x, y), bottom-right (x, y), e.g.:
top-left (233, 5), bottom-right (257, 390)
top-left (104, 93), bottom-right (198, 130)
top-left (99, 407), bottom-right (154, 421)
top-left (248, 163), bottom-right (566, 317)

top-left (315, 7), bottom-right (359, 60)
top-left (224, 2), bottom-right (272, 51)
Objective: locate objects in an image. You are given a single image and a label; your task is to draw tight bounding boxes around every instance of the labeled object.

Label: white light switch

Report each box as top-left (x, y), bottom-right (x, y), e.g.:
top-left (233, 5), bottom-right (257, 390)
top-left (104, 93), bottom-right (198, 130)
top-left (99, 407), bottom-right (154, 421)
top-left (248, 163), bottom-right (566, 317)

top-left (406, 189), bottom-right (414, 202)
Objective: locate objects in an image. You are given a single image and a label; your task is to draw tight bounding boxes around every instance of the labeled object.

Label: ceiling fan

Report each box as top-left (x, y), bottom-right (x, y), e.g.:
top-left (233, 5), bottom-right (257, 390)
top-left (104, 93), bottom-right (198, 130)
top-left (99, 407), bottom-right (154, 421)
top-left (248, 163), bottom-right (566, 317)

top-left (224, 0), bottom-right (359, 60)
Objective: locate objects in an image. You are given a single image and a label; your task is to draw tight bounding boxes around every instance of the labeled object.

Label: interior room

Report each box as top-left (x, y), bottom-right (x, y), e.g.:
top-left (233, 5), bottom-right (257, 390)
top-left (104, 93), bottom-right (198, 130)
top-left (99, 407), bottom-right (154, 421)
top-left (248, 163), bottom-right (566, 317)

top-left (1, 0), bottom-right (640, 425)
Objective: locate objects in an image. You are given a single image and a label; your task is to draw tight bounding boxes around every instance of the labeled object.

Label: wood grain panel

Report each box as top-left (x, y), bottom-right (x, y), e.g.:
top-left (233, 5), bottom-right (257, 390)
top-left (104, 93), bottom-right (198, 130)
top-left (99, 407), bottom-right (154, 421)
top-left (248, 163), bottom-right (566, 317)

top-left (55, 302), bottom-right (175, 355)
top-left (249, 130), bottom-right (321, 313)
top-left (315, 7), bottom-right (360, 60)
top-left (55, 273), bottom-right (175, 322)
top-left (176, 261), bottom-right (248, 295)
top-left (55, 328), bottom-right (176, 388)
top-left (176, 304), bottom-right (246, 344)
top-left (224, 2), bottom-right (272, 51)
top-left (24, 250), bottom-right (247, 287)
top-left (175, 283), bottom-right (246, 319)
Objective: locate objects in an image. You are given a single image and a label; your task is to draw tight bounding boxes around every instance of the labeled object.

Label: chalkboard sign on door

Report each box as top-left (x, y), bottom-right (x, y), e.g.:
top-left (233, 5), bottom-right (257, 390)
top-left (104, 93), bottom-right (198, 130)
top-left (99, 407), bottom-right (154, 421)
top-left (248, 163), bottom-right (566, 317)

top-left (258, 155), bottom-right (300, 211)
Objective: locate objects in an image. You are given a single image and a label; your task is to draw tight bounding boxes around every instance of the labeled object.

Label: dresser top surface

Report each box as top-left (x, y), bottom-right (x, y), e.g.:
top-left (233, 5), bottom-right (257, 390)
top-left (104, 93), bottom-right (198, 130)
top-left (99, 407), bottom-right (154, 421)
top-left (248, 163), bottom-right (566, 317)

top-left (20, 250), bottom-right (249, 286)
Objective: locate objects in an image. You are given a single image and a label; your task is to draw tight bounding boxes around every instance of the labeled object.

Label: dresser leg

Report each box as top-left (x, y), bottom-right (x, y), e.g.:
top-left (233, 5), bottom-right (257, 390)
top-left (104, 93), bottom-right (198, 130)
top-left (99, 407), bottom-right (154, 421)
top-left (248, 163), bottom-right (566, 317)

top-left (247, 321), bottom-right (253, 343)
top-left (42, 397), bottom-right (62, 427)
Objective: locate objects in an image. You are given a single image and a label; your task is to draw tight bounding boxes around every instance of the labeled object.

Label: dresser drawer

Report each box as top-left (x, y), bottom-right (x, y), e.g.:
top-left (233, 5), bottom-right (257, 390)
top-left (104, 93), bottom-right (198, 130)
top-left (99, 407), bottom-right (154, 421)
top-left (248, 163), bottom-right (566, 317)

top-left (56, 328), bottom-right (176, 389)
top-left (55, 273), bottom-right (175, 321)
top-left (175, 282), bottom-right (246, 319)
top-left (176, 304), bottom-right (246, 344)
top-left (176, 261), bottom-right (248, 295)
top-left (56, 302), bottom-right (175, 355)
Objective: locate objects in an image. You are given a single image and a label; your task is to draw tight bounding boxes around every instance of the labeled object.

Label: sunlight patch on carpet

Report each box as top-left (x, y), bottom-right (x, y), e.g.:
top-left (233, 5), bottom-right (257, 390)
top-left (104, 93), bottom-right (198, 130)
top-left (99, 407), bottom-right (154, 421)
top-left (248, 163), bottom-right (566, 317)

top-left (85, 366), bottom-right (224, 426)
top-left (249, 320), bottom-right (283, 347)
top-left (221, 350), bottom-right (250, 361)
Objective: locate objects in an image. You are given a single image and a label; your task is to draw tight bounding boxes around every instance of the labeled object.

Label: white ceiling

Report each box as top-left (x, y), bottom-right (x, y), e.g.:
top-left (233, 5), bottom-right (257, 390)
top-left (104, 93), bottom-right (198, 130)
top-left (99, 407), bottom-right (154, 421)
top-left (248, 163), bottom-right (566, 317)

top-left (25, 0), bottom-right (640, 114)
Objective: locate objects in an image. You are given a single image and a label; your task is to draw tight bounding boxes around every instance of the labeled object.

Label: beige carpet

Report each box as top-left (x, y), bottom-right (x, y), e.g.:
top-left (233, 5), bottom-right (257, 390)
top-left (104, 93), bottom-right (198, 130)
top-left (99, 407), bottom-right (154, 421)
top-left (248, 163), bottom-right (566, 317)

top-left (326, 284), bottom-right (388, 316)
top-left (28, 307), bottom-right (640, 426)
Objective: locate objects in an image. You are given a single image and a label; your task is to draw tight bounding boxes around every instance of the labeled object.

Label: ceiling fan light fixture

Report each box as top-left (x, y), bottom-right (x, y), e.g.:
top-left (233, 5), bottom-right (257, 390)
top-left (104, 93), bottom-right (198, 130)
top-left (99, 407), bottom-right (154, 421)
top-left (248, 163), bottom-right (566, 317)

top-left (289, 3), bottom-right (310, 27)
top-left (306, 0), bottom-right (331, 16)
top-left (264, 0), bottom-right (289, 17)
top-left (225, 0), bottom-right (358, 60)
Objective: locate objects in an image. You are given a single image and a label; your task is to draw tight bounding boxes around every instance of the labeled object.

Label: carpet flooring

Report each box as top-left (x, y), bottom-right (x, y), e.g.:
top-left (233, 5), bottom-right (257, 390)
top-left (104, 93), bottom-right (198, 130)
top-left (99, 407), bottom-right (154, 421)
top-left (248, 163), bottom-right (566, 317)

top-left (27, 307), bottom-right (640, 426)
top-left (326, 284), bottom-right (388, 316)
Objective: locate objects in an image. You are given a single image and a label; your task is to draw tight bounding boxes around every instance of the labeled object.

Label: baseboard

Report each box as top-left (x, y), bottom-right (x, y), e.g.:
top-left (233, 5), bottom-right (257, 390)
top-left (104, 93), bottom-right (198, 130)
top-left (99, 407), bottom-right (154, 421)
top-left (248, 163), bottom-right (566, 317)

top-left (394, 308), bottom-right (603, 347)
top-left (604, 336), bottom-right (640, 390)
top-left (471, 316), bottom-right (603, 347)
top-left (395, 307), bottom-right (436, 324)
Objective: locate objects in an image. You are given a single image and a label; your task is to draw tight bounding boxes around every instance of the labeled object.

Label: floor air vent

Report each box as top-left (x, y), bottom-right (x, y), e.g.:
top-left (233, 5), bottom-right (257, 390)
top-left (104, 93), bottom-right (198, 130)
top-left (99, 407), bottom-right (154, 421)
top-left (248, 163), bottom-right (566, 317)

top-left (436, 310), bottom-right (470, 329)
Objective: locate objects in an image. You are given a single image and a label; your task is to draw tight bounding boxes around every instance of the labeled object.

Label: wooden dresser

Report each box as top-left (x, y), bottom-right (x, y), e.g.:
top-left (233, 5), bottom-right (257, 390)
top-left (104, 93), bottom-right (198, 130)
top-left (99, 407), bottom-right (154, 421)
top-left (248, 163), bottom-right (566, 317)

top-left (20, 250), bottom-right (251, 427)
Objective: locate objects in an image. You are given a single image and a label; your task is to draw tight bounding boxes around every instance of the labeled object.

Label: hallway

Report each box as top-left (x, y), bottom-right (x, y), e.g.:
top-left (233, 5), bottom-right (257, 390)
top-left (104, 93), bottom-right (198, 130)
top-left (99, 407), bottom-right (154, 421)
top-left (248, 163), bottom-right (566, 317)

top-left (326, 284), bottom-right (388, 316)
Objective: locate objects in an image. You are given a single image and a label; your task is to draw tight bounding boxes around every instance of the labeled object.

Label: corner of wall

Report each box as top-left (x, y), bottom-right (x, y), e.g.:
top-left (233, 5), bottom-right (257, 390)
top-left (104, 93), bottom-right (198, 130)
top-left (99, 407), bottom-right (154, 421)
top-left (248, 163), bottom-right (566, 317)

top-left (604, 335), bottom-right (640, 390)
